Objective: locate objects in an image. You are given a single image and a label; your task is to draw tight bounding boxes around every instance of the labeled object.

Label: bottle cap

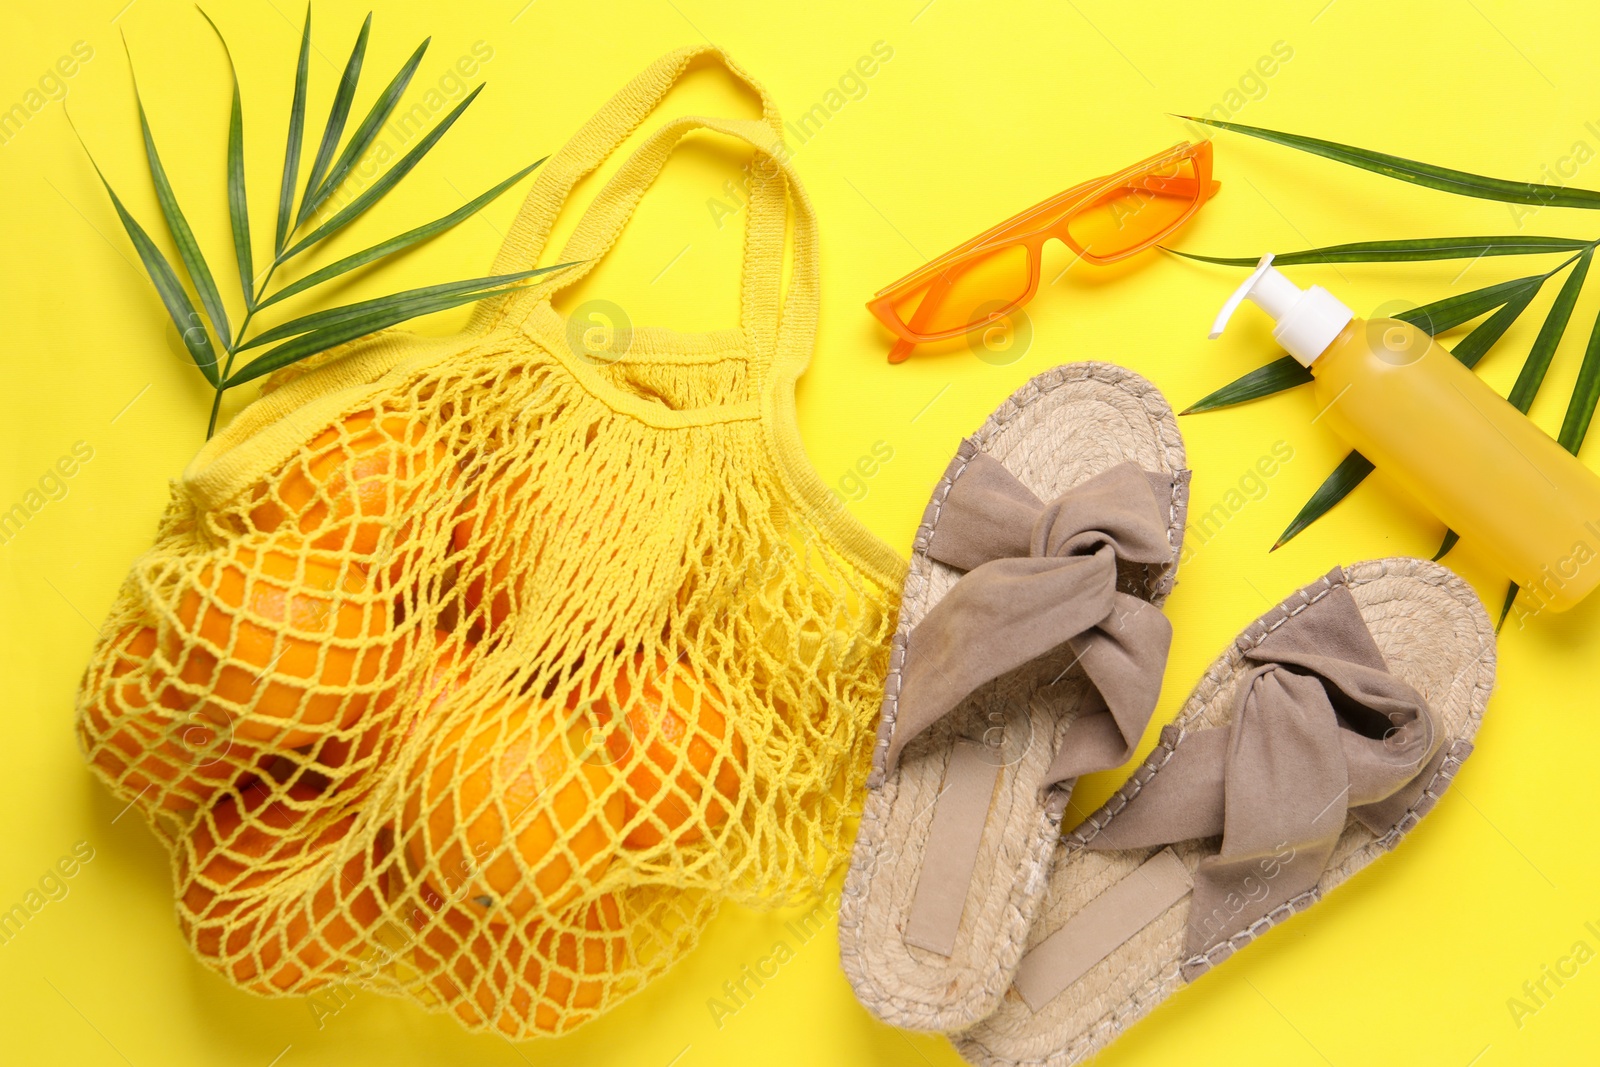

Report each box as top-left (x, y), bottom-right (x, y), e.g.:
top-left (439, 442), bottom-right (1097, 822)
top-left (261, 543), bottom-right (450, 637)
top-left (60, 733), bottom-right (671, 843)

top-left (1209, 254), bottom-right (1354, 366)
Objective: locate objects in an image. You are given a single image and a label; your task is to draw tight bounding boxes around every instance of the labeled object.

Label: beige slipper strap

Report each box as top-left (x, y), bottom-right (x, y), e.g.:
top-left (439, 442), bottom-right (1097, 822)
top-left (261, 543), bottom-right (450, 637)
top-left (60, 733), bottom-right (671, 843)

top-left (1077, 577), bottom-right (1439, 964)
top-left (1012, 848), bottom-right (1193, 1011)
top-left (902, 739), bottom-right (1005, 954)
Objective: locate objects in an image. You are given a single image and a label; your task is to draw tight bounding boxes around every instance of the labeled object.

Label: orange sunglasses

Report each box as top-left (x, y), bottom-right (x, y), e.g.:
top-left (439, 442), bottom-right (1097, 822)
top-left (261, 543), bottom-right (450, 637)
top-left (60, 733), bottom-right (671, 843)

top-left (868, 141), bottom-right (1220, 363)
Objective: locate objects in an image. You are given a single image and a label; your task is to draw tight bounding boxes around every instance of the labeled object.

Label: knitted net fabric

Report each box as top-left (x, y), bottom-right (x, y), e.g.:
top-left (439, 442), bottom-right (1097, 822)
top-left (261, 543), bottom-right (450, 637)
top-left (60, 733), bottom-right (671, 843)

top-left (73, 46), bottom-right (902, 1037)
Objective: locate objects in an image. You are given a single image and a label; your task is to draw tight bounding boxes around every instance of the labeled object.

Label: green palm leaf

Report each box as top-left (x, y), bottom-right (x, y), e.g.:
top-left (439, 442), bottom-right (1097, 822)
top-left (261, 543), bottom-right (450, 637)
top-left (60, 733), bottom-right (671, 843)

top-left (1498, 584), bottom-right (1520, 632)
top-left (1557, 308), bottom-right (1600, 454)
top-left (297, 12), bottom-right (371, 228)
top-left (1182, 357), bottom-right (1311, 414)
top-left (199, 11), bottom-right (252, 312)
top-left (81, 7), bottom-right (555, 441)
top-left (241, 264), bottom-right (574, 351)
top-left (275, 4), bottom-right (311, 255)
top-left (1433, 530), bottom-right (1459, 560)
top-left (299, 35), bottom-right (430, 224)
top-left (72, 127), bottom-right (218, 384)
top-left (1448, 285), bottom-right (1540, 370)
top-left (1274, 452), bottom-right (1374, 550)
top-left (127, 52), bottom-right (232, 343)
top-left (1172, 236), bottom-right (1590, 268)
top-left (1394, 274), bottom-right (1544, 337)
top-left (285, 84), bottom-right (485, 258)
top-left (1174, 117), bottom-right (1600, 572)
top-left (226, 279), bottom-right (537, 387)
top-left (1509, 248), bottom-right (1592, 412)
top-left (1180, 115), bottom-right (1600, 210)
top-left (258, 159), bottom-right (544, 310)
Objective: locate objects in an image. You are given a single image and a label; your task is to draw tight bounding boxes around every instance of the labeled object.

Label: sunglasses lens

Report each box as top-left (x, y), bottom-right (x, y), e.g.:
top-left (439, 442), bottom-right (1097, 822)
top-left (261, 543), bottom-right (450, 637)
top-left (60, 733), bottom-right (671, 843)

top-left (1065, 155), bottom-right (1201, 259)
top-left (891, 244), bottom-right (1032, 337)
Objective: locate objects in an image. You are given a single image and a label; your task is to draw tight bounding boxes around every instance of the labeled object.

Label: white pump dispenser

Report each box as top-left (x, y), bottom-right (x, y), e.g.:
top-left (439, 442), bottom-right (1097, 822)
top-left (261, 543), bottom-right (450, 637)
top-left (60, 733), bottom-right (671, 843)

top-left (1209, 253), bottom-right (1354, 367)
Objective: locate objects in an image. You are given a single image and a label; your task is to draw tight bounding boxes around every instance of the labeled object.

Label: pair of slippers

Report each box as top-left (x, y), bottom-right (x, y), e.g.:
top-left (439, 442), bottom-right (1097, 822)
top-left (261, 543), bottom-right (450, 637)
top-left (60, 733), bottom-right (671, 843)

top-left (839, 363), bottom-right (1496, 1066)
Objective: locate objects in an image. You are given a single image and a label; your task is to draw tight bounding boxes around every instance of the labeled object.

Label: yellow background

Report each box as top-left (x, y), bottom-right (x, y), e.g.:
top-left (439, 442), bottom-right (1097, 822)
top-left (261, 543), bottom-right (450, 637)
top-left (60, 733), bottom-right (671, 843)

top-left (4, 0), bottom-right (1599, 1063)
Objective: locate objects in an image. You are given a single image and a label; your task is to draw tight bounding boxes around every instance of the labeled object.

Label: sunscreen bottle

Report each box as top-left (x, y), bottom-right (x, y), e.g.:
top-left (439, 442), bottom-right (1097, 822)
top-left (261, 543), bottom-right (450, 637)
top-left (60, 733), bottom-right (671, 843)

top-left (1211, 254), bottom-right (1600, 613)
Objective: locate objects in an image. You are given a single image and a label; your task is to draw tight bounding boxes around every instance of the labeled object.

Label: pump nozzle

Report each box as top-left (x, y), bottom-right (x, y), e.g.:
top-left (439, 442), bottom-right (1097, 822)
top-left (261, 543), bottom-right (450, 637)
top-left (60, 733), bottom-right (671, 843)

top-left (1207, 253), bottom-right (1353, 367)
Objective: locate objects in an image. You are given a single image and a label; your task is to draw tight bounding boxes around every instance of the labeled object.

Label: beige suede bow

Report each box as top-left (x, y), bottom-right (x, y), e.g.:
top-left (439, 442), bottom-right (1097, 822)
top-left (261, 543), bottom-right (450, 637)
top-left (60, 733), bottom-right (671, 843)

top-left (1081, 579), bottom-right (1440, 962)
top-left (881, 454), bottom-right (1176, 790)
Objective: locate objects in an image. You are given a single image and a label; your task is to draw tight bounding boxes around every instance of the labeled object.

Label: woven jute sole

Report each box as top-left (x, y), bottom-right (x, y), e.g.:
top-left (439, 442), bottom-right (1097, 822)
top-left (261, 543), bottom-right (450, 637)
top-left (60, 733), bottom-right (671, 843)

top-left (838, 363), bottom-right (1191, 1032)
top-left (952, 556), bottom-right (1495, 1067)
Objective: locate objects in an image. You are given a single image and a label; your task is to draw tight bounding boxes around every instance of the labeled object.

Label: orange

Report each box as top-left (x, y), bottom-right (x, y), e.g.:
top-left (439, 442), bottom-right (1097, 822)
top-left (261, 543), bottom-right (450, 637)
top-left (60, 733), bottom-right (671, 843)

top-left (597, 653), bottom-right (744, 849)
top-left (80, 625), bottom-right (271, 811)
top-left (448, 461), bottom-right (624, 634)
top-left (170, 536), bottom-right (399, 749)
top-left (248, 408), bottom-right (448, 569)
top-left (297, 628), bottom-right (477, 800)
top-left (240, 837), bottom-right (389, 995)
top-left (448, 467), bottom-right (534, 633)
top-left (410, 889), bottom-right (509, 1032)
top-left (513, 893), bottom-right (628, 1034)
top-left (402, 628), bottom-right (477, 742)
top-left (402, 691), bottom-right (625, 925)
top-left (179, 781), bottom-right (314, 936)
top-left (294, 722), bottom-right (386, 800)
top-left (412, 892), bottom-right (626, 1037)
top-left (179, 782), bottom-right (386, 994)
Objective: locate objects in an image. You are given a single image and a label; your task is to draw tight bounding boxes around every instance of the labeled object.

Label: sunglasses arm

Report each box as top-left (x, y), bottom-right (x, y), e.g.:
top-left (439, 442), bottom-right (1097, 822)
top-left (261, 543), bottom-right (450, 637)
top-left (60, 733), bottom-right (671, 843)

top-left (886, 270), bottom-right (960, 363)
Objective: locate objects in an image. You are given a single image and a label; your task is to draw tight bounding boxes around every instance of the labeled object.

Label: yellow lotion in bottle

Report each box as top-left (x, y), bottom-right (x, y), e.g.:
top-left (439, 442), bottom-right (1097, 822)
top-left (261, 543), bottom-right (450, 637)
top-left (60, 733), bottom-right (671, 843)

top-left (1211, 254), bottom-right (1600, 614)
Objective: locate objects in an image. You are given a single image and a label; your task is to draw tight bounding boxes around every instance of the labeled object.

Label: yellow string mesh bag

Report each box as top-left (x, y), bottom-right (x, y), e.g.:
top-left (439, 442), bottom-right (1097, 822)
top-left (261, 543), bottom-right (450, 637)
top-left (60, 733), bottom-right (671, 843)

top-left (73, 46), bottom-right (905, 1037)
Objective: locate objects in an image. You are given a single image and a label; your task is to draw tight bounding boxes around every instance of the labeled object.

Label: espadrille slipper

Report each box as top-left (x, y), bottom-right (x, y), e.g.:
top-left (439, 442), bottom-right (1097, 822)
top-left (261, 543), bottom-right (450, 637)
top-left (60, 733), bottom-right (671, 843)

top-left (838, 362), bottom-right (1191, 1032)
top-left (953, 557), bottom-right (1495, 1067)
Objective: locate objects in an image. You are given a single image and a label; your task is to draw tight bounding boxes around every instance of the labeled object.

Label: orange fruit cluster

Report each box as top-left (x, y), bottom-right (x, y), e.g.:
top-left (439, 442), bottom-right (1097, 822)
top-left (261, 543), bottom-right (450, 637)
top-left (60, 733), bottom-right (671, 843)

top-left (79, 406), bottom-right (748, 1033)
top-left (386, 641), bottom-right (744, 1032)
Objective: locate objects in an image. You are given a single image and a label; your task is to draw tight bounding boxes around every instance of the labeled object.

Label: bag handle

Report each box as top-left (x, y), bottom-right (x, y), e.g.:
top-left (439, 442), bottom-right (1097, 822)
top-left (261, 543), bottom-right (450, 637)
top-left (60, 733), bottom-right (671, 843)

top-left (184, 49), bottom-right (816, 518)
top-left (469, 47), bottom-right (797, 367)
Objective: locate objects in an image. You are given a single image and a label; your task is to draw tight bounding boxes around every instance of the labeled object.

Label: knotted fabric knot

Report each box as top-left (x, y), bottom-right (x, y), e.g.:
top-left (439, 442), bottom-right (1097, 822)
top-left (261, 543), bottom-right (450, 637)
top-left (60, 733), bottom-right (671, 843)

top-left (881, 453), bottom-right (1175, 789)
top-left (1080, 576), bottom-right (1440, 961)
